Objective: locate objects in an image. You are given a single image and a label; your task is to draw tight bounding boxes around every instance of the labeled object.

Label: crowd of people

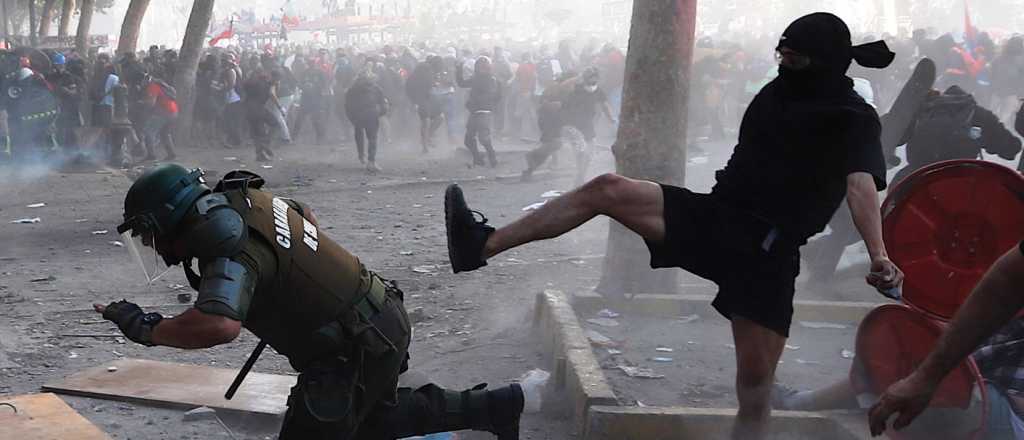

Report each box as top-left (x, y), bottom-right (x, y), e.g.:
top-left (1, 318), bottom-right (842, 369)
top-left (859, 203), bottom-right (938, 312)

top-left (0, 39), bottom-right (627, 175)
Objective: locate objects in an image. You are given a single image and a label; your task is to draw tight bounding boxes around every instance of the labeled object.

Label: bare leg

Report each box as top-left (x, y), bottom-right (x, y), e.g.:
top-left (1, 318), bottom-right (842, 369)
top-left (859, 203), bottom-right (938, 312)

top-left (483, 173), bottom-right (665, 259)
top-left (731, 316), bottom-right (787, 440)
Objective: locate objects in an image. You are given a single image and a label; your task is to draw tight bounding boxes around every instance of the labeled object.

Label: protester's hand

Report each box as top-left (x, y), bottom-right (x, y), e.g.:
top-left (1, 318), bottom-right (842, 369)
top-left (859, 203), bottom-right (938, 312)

top-left (867, 256), bottom-right (904, 299)
top-left (868, 373), bottom-right (937, 436)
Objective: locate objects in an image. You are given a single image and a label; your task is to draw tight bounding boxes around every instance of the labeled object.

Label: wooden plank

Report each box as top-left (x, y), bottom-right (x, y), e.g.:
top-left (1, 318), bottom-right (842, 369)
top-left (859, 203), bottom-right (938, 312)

top-left (42, 358), bottom-right (296, 415)
top-left (0, 393), bottom-right (111, 440)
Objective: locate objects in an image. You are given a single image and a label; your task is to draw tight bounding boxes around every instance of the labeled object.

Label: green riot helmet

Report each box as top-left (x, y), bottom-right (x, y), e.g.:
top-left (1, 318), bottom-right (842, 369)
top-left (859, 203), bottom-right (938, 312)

top-left (116, 164), bottom-right (210, 282)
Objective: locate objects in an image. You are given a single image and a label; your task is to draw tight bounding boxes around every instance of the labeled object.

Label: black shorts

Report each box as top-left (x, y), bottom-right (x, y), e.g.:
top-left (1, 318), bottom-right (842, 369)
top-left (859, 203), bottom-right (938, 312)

top-left (645, 185), bottom-right (801, 337)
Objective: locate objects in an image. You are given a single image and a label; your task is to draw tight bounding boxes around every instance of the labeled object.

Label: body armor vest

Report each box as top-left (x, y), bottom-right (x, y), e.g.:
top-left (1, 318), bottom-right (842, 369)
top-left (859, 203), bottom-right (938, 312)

top-left (224, 188), bottom-right (377, 367)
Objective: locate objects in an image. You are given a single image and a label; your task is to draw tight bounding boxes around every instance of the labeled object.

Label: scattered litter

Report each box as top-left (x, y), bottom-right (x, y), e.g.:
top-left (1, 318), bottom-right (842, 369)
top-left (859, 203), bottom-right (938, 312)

top-left (597, 309), bottom-right (620, 319)
top-left (400, 251), bottom-right (414, 256)
top-left (108, 241), bottom-right (124, 247)
top-left (112, 351), bottom-right (124, 357)
top-left (412, 204), bottom-right (423, 208)
top-left (688, 156), bottom-right (709, 165)
top-left (841, 349), bottom-right (855, 359)
top-left (167, 283), bottom-right (187, 291)
top-left (586, 318), bottom-right (620, 327)
top-left (223, 157), bottom-right (238, 161)
top-left (686, 341), bottom-right (696, 345)
top-left (584, 329), bottom-right (617, 347)
top-left (799, 321), bottom-right (849, 330)
top-left (785, 345), bottom-right (801, 351)
top-left (74, 219), bottom-right (89, 223)
top-left (636, 400), bottom-right (648, 408)
top-left (519, 369), bottom-right (550, 413)
top-left (650, 357), bottom-right (674, 363)
top-left (677, 314), bottom-right (700, 323)
top-left (521, 201), bottom-right (547, 211)
top-left (10, 218), bottom-right (41, 224)
top-left (617, 366), bottom-right (664, 379)
top-left (68, 351), bottom-right (79, 359)
top-left (91, 230), bottom-right (108, 235)
top-left (540, 190), bottom-right (563, 198)
top-left (328, 179), bottom-right (338, 183)
top-left (655, 347), bottom-right (674, 353)
top-left (606, 349), bottom-right (622, 355)
top-left (183, 406), bottom-right (217, 422)
top-left (30, 275), bottom-right (56, 283)
top-left (261, 165), bottom-right (273, 169)
top-left (412, 265), bottom-right (439, 274)
top-left (26, 203), bottom-right (45, 208)
top-left (107, 366), bottom-right (118, 372)
top-left (795, 359), bottom-right (823, 365)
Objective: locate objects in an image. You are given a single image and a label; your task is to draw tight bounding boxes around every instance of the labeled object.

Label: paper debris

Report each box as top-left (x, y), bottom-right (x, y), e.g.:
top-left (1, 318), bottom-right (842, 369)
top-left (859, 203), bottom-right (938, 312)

top-left (785, 345), bottom-right (801, 351)
top-left (261, 165), bottom-right (273, 169)
top-left (655, 347), bottom-right (674, 353)
top-left (597, 309), bottom-right (620, 318)
top-left (586, 318), bottom-right (620, 327)
top-left (795, 359), bottom-right (823, 365)
top-left (91, 230), bottom-right (109, 235)
top-left (585, 329), bottom-right (617, 347)
top-left (109, 241), bottom-right (124, 247)
top-left (26, 203), bottom-right (45, 208)
top-left (606, 349), bottom-right (622, 355)
top-left (650, 357), bottom-right (674, 363)
top-left (412, 265), bottom-right (438, 274)
top-left (677, 314), bottom-right (700, 323)
top-left (617, 366), bottom-right (664, 379)
top-left (11, 217), bottom-right (41, 224)
top-left (841, 349), bottom-right (855, 359)
top-left (522, 201), bottom-right (547, 211)
top-left (541, 190), bottom-right (563, 198)
top-left (107, 366), bottom-right (118, 372)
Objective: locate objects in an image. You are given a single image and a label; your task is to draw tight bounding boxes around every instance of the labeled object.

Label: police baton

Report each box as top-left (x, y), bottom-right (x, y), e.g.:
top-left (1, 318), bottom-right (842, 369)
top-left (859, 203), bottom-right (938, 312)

top-left (224, 340), bottom-right (267, 400)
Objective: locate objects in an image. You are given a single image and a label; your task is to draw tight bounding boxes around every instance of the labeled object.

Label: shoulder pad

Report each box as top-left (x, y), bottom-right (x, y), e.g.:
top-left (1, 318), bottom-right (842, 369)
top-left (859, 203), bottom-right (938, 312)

top-left (183, 194), bottom-right (246, 259)
top-left (195, 257), bottom-right (252, 321)
top-left (213, 170), bottom-right (266, 193)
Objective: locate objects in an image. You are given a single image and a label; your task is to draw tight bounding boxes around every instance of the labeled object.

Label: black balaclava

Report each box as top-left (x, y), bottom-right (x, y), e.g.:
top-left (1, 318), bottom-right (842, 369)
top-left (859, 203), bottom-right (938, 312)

top-left (776, 12), bottom-right (894, 98)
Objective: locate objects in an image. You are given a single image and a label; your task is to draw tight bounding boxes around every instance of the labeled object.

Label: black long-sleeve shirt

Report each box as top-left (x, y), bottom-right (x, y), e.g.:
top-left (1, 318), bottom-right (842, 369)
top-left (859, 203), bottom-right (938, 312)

top-left (455, 67), bottom-right (502, 113)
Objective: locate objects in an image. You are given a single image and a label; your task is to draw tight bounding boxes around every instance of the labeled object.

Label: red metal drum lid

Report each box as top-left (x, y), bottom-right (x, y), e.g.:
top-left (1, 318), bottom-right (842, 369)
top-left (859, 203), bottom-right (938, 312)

top-left (854, 305), bottom-right (986, 440)
top-left (882, 159), bottom-right (1024, 320)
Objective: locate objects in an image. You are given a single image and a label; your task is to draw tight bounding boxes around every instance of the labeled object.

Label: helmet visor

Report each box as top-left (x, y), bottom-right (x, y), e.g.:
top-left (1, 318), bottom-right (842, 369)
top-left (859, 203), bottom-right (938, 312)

top-left (121, 230), bottom-right (171, 283)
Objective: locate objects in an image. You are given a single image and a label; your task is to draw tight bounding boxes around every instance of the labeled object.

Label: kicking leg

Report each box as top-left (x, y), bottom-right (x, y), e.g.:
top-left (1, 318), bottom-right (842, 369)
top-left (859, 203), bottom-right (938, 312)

top-left (444, 174), bottom-right (665, 273)
top-left (731, 316), bottom-right (787, 440)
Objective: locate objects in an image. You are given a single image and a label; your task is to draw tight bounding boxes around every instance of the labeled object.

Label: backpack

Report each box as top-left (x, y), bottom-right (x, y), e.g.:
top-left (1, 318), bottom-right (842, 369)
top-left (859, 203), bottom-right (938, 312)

top-left (909, 93), bottom-right (978, 166)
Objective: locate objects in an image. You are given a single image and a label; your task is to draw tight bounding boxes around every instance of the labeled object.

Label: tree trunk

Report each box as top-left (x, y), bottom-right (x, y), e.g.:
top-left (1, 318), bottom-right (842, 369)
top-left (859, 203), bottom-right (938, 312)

top-left (38, 0), bottom-right (57, 37)
top-left (0, 0), bottom-right (9, 45)
top-left (595, 0), bottom-right (697, 298)
top-left (58, 0), bottom-right (74, 38)
top-left (75, 0), bottom-right (94, 55)
top-left (173, 0), bottom-right (216, 141)
top-left (28, 0), bottom-right (38, 46)
top-left (116, 0), bottom-right (151, 55)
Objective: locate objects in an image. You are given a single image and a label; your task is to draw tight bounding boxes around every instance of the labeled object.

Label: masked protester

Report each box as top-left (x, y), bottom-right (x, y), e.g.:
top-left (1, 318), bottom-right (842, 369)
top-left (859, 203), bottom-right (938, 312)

top-left (345, 67), bottom-right (389, 172)
top-left (47, 52), bottom-right (86, 152)
top-left (99, 165), bottom-right (525, 440)
top-left (455, 56), bottom-right (502, 167)
top-left (443, 13), bottom-right (901, 440)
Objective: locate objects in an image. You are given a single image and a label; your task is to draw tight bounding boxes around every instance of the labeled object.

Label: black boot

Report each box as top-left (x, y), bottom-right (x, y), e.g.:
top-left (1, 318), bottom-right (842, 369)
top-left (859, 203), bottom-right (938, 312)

top-left (449, 383), bottom-right (524, 440)
top-left (444, 184), bottom-right (495, 273)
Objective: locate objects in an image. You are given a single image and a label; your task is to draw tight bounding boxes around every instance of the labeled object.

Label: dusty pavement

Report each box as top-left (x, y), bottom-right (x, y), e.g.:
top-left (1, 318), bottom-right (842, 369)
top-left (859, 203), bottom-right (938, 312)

top-left (0, 127), bottom-right (880, 439)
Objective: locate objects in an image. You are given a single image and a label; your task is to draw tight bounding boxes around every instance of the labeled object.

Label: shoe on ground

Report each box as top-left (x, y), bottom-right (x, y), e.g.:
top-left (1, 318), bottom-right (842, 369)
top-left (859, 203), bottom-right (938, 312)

top-left (444, 184), bottom-right (495, 273)
top-left (366, 161), bottom-right (381, 174)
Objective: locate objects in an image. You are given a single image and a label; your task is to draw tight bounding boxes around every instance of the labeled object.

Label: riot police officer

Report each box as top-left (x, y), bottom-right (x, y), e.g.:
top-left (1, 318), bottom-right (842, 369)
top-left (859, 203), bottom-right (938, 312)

top-left (96, 164), bottom-right (524, 440)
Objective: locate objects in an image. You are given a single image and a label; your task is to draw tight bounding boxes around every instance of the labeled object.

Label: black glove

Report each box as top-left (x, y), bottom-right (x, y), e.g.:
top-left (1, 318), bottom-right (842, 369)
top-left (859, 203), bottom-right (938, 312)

top-left (102, 300), bottom-right (163, 346)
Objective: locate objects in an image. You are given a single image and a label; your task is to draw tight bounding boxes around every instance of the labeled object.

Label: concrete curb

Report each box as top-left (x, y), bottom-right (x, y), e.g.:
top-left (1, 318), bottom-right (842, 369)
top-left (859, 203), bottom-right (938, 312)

top-left (533, 290), bottom-right (618, 433)
top-left (572, 291), bottom-right (883, 325)
top-left (585, 406), bottom-right (861, 440)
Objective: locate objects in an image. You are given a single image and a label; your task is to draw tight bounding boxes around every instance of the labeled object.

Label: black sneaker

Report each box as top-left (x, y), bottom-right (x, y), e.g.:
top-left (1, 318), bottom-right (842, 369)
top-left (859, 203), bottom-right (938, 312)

top-left (445, 184), bottom-right (495, 273)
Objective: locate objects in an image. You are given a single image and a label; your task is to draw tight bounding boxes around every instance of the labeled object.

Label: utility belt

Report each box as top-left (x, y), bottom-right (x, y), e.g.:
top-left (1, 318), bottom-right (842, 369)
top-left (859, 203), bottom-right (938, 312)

top-left (301, 272), bottom-right (409, 370)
